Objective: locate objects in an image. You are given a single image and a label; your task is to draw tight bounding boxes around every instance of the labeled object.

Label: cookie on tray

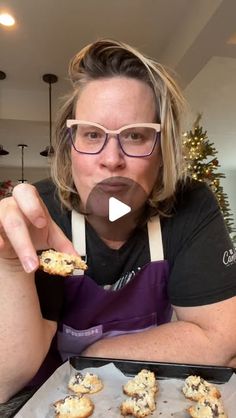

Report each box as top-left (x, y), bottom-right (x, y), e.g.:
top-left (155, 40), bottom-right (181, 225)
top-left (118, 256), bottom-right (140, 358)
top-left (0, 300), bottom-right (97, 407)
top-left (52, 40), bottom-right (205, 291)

top-left (120, 391), bottom-right (156, 418)
top-left (39, 249), bottom-right (87, 276)
top-left (53, 394), bottom-right (94, 418)
top-left (123, 369), bottom-right (158, 396)
top-left (68, 371), bottom-right (103, 394)
top-left (183, 375), bottom-right (221, 401)
top-left (188, 395), bottom-right (227, 418)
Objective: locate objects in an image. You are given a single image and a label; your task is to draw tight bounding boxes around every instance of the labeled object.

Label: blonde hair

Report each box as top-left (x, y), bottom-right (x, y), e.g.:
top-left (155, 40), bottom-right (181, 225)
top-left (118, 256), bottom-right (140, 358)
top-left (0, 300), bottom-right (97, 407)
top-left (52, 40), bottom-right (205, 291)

top-left (51, 38), bottom-right (187, 216)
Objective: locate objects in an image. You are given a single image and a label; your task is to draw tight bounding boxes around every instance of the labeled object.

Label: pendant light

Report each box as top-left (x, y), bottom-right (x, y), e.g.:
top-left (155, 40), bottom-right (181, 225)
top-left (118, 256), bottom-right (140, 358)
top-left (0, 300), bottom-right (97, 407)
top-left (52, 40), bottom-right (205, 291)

top-left (0, 145), bottom-right (9, 155)
top-left (18, 144), bottom-right (28, 183)
top-left (0, 72), bottom-right (9, 155)
top-left (0, 70), bottom-right (6, 80)
top-left (40, 73), bottom-right (58, 157)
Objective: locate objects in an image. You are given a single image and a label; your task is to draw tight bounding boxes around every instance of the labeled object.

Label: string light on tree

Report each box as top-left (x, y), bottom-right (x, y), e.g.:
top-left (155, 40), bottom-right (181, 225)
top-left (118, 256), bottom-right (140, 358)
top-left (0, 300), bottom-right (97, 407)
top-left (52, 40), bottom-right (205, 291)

top-left (183, 113), bottom-right (235, 242)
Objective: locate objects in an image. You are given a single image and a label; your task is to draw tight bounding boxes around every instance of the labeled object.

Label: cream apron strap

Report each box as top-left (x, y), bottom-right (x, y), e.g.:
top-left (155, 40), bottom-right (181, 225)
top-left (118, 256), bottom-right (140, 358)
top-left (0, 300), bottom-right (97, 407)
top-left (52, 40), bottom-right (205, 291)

top-left (147, 216), bottom-right (164, 261)
top-left (71, 210), bottom-right (86, 275)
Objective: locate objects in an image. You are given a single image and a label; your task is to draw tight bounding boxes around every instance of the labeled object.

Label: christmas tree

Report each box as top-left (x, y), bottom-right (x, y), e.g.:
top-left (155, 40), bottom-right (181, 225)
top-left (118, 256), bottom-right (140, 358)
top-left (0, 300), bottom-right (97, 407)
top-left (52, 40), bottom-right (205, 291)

top-left (183, 114), bottom-right (236, 240)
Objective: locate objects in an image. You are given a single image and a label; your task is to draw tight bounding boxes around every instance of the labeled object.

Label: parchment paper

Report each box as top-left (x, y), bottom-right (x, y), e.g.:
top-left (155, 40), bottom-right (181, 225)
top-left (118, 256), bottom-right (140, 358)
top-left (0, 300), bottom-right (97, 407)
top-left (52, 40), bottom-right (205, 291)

top-left (15, 362), bottom-right (236, 417)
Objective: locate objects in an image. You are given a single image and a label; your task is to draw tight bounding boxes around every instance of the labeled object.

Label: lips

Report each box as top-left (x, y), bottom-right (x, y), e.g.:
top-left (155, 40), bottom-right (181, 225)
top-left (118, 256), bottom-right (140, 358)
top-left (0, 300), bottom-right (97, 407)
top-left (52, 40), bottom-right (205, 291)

top-left (98, 183), bottom-right (128, 193)
top-left (97, 177), bottom-right (132, 194)
top-left (85, 176), bottom-right (147, 229)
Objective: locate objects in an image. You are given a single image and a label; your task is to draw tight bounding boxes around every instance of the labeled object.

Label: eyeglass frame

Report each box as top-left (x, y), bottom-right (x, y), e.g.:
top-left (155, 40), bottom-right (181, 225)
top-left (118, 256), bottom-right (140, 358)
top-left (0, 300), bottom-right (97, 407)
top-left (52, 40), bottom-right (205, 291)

top-left (66, 119), bottom-right (161, 158)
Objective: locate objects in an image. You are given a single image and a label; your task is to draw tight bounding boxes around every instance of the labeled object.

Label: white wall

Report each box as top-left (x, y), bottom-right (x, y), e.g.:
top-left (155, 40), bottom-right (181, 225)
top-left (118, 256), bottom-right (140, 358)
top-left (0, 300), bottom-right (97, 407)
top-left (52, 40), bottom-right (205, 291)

top-left (0, 166), bottom-right (50, 185)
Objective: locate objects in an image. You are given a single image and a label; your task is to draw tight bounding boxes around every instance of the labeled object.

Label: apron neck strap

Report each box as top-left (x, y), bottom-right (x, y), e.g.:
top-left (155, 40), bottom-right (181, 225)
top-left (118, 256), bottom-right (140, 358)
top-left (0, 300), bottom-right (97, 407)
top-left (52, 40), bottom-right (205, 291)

top-left (72, 210), bottom-right (86, 256)
top-left (71, 210), bottom-right (163, 262)
top-left (71, 210), bottom-right (86, 276)
top-left (147, 216), bottom-right (164, 261)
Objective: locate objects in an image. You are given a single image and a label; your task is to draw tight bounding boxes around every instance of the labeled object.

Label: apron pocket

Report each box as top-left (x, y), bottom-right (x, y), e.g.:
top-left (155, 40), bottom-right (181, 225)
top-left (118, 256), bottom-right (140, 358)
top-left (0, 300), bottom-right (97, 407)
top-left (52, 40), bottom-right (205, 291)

top-left (57, 311), bottom-right (157, 361)
top-left (57, 323), bottom-right (103, 361)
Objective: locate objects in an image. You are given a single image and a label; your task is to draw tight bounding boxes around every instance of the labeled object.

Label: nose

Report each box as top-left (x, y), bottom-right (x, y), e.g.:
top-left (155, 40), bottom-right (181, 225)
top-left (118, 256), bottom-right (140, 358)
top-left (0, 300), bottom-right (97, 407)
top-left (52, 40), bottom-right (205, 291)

top-left (99, 134), bottom-right (125, 171)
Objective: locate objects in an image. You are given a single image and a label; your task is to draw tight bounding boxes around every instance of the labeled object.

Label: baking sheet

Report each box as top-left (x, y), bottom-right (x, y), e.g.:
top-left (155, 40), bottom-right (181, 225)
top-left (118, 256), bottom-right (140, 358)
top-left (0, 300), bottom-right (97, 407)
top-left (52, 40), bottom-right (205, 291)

top-left (70, 356), bottom-right (235, 383)
top-left (15, 359), bottom-right (236, 417)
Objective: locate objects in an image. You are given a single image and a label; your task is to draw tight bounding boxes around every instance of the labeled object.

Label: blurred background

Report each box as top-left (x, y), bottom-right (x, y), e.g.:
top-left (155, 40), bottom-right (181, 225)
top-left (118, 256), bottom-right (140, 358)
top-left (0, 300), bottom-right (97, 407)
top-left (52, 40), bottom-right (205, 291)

top-left (0, 0), bottom-right (235, 228)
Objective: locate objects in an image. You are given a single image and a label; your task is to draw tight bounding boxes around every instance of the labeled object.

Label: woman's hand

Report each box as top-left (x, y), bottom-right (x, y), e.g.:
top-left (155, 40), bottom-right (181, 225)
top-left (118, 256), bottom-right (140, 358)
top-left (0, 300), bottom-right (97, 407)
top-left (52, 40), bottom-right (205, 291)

top-left (0, 183), bottom-right (77, 273)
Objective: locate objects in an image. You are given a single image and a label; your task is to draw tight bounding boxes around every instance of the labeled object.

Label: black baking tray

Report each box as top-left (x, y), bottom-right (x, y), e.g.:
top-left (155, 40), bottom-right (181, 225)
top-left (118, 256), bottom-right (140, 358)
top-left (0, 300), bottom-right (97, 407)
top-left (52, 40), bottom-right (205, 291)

top-left (70, 356), bottom-right (235, 384)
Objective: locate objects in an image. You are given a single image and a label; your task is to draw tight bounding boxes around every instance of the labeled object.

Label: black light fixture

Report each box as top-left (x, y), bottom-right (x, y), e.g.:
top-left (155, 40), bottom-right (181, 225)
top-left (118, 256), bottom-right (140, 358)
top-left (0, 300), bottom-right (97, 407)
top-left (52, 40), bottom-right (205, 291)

top-left (0, 144), bottom-right (9, 155)
top-left (18, 144), bottom-right (28, 183)
top-left (40, 73), bottom-right (58, 157)
top-left (0, 71), bottom-right (6, 80)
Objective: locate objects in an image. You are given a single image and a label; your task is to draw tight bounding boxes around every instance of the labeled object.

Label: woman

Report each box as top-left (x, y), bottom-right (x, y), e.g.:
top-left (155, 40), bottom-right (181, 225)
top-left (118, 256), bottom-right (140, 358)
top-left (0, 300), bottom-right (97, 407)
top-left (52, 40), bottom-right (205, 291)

top-left (0, 39), bottom-right (236, 402)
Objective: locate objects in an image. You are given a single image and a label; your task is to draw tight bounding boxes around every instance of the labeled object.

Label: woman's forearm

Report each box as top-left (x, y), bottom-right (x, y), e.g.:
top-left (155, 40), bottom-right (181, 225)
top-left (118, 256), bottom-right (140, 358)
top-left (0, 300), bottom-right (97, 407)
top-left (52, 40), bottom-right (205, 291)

top-left (0, 260), bottom-right (53, 402)
top-left (82, 320), bottom-right (236, 367)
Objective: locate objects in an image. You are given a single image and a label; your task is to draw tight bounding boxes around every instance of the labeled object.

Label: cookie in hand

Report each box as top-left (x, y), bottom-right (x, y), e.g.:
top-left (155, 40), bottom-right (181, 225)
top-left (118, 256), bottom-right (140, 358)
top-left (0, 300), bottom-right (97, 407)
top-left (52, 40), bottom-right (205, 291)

top-left (39, 249), bottom-right (87, 276)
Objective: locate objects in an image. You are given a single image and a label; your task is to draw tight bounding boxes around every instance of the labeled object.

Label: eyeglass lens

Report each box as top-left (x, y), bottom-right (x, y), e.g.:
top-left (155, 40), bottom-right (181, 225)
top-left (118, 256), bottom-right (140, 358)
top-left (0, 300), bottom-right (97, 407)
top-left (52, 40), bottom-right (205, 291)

top-left (70, 123), bottom-right (159, 157)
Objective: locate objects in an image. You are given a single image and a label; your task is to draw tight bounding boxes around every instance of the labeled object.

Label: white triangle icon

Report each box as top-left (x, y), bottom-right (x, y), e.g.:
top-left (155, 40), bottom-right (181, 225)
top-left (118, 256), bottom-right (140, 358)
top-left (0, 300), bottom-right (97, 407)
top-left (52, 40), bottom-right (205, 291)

top-left (109, 197), bottom-right (131, 222)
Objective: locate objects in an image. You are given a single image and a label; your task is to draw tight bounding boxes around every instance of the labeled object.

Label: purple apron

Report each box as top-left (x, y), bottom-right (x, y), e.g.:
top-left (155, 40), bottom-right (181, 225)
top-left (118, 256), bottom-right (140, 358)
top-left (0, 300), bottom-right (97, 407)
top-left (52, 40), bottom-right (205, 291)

top-left (28, 213), bottom-right (172, 387)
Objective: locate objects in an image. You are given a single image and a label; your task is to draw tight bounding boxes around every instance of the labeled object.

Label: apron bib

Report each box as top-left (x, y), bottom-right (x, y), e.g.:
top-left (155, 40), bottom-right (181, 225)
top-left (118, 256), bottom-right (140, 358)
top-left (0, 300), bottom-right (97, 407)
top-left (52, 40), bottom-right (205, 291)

top-left (28, 213), bottom-right (172, 388)
top-left (57, 212), bottom-right (172, 361)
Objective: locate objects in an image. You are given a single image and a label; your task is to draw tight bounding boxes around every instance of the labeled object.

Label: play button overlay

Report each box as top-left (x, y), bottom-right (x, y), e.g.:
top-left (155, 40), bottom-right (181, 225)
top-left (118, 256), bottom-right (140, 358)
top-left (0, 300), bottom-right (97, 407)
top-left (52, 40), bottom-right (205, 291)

top-left (109, 197), bottom-right (131, 222)
top-left (85, 176), bottom-right (148, 241)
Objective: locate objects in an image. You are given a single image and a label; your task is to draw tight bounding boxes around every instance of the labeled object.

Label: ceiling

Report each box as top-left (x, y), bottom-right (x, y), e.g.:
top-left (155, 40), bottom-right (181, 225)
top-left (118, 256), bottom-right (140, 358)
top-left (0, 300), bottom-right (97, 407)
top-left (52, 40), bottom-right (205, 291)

top-left (0, 0), bottom-right (236, 170)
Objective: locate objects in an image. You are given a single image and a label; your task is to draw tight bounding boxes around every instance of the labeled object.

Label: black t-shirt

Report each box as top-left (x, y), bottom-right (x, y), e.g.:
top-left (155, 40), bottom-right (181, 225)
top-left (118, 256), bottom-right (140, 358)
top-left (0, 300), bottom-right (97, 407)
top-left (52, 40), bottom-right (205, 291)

top-left (35, 178), bottom-right (236, 321)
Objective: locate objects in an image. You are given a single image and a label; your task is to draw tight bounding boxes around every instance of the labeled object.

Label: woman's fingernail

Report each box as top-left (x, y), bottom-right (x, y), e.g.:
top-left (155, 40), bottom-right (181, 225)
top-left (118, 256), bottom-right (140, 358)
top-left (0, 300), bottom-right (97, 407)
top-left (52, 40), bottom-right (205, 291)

top-left (22, 257), bottom-right (38, 273)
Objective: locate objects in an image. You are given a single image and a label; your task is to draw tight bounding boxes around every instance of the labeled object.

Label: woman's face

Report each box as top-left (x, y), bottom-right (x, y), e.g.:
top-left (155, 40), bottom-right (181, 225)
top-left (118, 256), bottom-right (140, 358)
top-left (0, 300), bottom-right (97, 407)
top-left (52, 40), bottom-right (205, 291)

top-left (71, 77), bottom-right (161, 215)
